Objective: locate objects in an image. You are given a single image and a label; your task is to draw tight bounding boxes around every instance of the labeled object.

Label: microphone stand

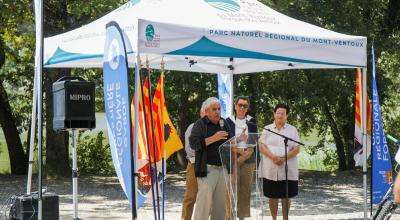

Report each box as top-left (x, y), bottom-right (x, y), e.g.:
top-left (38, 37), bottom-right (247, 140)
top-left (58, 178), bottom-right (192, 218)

top-left (263, 128), bottom-right (304, 220)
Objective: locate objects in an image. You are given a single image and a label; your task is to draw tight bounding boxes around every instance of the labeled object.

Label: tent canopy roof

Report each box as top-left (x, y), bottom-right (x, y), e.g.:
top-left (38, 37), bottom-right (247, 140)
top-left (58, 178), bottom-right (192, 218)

top-left (44, 0), bottom-right (367, 73)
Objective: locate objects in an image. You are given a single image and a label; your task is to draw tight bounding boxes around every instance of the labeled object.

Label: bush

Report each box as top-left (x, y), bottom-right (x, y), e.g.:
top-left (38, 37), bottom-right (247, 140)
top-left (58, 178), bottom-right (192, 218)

top-left (76, 131), bottom-right (114, 175)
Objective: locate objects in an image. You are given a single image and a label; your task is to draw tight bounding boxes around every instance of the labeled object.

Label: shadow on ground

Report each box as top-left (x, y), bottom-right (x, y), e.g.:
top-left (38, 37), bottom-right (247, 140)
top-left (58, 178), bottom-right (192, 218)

top-left (0, 170), bottom-right (397, 219)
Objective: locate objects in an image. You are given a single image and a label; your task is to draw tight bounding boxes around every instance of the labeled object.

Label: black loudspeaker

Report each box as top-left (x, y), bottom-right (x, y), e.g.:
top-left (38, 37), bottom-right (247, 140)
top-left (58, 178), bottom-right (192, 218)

top-left (52, 76), bottom-right (96, 130)
top-left (10, 193), bottom-right (59, 220)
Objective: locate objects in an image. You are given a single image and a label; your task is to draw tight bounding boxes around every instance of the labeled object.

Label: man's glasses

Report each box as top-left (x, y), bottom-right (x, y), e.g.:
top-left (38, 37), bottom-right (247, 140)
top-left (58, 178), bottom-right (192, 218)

top-left (237, 103), bottom-right (249, 109)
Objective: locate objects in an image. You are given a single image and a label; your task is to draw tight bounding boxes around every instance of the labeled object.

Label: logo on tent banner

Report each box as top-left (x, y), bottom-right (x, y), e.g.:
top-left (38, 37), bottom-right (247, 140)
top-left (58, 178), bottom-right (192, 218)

top-left (146, 24), bottom-right (155, 41)
top-left (144, 24), bottom-right (160, 48)
top-left (204, 0), bottom-right (240, 12)
top-left (108, 39), bottom-right (120, 70)
top-left (116, 0), bottom-right (141, 12)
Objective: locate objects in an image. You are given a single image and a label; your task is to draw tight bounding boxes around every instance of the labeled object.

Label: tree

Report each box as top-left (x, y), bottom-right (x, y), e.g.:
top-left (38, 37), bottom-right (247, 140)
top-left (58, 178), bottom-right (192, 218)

top-left (0, 35), bottom-right (28, 174)
top-left (42, 0), bottom-right (129, 176)
top-left (0, 0), bottom-right (34, 174)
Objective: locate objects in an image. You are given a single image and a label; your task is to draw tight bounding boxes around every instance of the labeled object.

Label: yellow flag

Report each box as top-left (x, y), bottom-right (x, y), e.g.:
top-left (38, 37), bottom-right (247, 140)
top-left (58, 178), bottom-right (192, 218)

top-left (152, 73), bottom-right (183, 159)
top-left (163, 104), bottom-right (183, 159)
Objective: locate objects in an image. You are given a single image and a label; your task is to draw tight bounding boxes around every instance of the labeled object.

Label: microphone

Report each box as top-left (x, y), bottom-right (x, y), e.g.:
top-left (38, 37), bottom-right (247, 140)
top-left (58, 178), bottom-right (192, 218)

top-left (386, 134), bottom-right (399, 144)
top-left (219, 119), bottom-right (225, 130)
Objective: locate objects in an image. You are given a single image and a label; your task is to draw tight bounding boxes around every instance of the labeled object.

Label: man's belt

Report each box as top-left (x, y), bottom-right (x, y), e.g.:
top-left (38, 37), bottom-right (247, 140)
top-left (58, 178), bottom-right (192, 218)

top-left (207, 164), bottom-right (223, 169)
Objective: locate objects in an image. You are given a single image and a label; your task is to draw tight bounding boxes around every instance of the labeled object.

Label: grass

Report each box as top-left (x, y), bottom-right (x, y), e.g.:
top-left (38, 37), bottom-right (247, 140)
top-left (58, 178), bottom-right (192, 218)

top-left (297, 130), bottom-right (336, 171)
top-left (0, 130), bottom-right (10, 173)
top-left (0, 113), bottom-right (108, 174)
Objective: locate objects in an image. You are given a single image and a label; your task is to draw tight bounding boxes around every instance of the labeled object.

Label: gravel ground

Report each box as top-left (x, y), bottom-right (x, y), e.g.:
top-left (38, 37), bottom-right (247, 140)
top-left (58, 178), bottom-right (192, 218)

top-left (1, 170), bottom-right (400, 220)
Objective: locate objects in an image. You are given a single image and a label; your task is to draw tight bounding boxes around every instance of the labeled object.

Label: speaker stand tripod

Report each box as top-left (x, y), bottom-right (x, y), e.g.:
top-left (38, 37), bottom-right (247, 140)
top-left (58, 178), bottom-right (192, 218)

top-left (71, 129), bottom-right (81, 220)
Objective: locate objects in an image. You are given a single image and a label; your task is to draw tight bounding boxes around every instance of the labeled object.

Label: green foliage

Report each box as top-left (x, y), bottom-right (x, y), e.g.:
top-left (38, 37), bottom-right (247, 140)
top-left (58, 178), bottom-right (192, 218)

top-left (76, 131), bottom-right (114, 175)
top-left (322, 148), bottom-right (339, 172)
top-left (166, 153), bottom-right (181, 173)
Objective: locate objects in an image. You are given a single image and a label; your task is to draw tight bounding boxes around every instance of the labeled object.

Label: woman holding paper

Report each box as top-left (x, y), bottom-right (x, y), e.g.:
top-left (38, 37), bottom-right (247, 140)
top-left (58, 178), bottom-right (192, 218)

top-left (258, 103), bottom-right (301, 220)
top-left (226, 96), bottom-right (257, 220)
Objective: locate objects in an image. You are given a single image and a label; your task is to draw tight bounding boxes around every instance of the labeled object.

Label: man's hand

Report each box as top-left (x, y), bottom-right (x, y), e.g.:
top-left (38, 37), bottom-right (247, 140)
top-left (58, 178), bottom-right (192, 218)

top-left (237, 131), bottom-right (248, 143)
top-left (214, 131), bottom-right (229, 141)
top-left (237, 148), bottom-right (254, 164)
top-left (205, 131), bottom-right (229, 146)
top-left (394, 175), bottom-right (400, 205)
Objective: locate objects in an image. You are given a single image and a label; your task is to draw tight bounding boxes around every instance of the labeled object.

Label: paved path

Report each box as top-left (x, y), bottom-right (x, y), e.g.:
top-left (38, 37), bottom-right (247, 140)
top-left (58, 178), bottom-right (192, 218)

top-left (1, 170), bottom-right (399, 219)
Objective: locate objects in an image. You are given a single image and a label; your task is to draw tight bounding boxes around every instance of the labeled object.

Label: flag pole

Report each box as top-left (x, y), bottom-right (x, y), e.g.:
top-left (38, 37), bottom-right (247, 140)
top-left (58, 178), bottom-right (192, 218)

top-left (133, 54), bottom-right (141, 220)
top-left (370, 47), bottom-right (374, 217)
top-left (160, 59), bottom-right (166, 220)
top-left (362, 67), bottom-right (368, 220)
top-left (145, 59), bottom-right (161, 220)
top-left (33, 0), bottom-right (44, 219)
top-left (139, 67), bottom-right (158, 219)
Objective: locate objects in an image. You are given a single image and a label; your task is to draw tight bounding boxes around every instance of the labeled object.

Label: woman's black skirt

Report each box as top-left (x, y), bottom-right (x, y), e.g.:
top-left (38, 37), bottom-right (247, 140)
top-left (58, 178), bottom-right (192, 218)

top-left (263, 178), bottom-right (298, 198)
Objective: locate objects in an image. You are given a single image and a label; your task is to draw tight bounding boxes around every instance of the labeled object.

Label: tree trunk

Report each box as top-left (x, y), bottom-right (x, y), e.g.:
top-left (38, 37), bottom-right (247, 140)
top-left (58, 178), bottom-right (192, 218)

top-left (0, 83), bottom-right (28, 174)
top-left (43, 0), bottom-right (71, 177)
top-left (44, 69), bottom-right (71, 177)
top-left (321, 101), bottom-right (347, 171)
top-left (343, 115), bottom-right (356, 169)
top-left (0, 34), bottom-right (28, 175)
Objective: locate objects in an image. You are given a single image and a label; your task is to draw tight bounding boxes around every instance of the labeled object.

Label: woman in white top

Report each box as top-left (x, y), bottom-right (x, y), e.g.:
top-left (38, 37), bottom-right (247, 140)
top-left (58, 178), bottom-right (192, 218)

top-left (226, 96), bottom-right (257, 220)
top-left (258, 103), bottom-right (301, 220)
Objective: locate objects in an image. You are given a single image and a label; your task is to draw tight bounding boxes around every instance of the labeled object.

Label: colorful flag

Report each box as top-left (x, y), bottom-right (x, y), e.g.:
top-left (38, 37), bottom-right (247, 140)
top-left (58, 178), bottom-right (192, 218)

top-left (163, 104), bottom-right (184, 159)
top-left (153, 73), bottom-right (184, 159)
top-left (130, 81), bottom-right (150, 170)
top-left (354, 68), bottom-right (372, 166)
top-left (371, 47), bottom-right (392, 204)
top-left (141, 78), bottom-right (159, 165)
top-left (152, 74), bottom-right (165, 162)
top-left (130, 77), bottom-right (162, 208)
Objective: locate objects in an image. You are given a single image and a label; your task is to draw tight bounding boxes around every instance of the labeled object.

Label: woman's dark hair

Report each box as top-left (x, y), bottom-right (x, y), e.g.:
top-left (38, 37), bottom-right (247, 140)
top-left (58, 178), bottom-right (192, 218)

top-left (235, 96), bottom-right (250, 106)
top-left (234, 96), bottom-right (250, 115)
top-left (274, 103), bottom-right (289, 114)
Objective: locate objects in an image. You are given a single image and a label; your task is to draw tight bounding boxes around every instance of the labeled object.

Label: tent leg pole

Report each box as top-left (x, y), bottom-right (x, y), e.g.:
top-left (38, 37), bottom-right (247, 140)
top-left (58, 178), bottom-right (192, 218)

top-left (362, 67), bottom-right (368, 220)
top-left (26, 68), bottom-right (38, 194)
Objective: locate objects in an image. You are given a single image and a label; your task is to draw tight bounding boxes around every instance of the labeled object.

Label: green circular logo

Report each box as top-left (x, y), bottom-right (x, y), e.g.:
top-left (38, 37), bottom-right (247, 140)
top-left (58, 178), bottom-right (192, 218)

top-left (145, 24), bottom-right (155, 41)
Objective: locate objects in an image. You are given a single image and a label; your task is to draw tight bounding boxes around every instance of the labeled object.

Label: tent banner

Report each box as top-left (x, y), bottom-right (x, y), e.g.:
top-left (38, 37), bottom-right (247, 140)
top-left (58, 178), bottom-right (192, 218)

top-left (371, 47), bottom-right (392, 204)
top-left (218, 73), bottom-right (233, 118)
top-left (103, 22), bottom-right (136, 206)
top-left (138, 19), bottom-right (366, 68)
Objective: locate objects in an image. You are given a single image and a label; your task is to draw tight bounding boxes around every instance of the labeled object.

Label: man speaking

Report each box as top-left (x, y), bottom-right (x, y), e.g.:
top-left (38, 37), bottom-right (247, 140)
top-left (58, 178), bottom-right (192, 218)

top-left (189, 97), bottom-right (233, 220)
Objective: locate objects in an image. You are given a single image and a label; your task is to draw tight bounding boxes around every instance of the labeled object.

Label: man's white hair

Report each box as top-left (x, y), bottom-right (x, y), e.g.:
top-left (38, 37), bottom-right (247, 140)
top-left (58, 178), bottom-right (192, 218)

top-left (202, 97), bottom-right (220, 111)
top-left (200, 100), bottom-right (208, 113)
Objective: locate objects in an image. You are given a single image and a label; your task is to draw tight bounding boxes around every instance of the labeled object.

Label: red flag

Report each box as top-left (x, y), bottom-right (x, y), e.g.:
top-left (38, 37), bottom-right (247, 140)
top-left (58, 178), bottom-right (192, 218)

top-left (354, 68), bottom-right (372, 166)
top-left (152, 74), bottom-right (165, 161)
top-left (131, 83), bottom-right (149, 170)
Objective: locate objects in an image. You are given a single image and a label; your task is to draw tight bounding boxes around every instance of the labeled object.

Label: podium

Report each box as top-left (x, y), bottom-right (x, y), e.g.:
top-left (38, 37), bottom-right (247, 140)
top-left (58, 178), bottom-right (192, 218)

top-left (219, 133), bottom-right (264, 219)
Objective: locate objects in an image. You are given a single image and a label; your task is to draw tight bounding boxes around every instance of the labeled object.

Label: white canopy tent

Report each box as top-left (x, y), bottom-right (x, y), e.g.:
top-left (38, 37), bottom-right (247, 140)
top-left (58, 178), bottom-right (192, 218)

top-left (44, 0), bottom-right (366, 72)
top-left (40, 0), bottom-right (369, 218)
